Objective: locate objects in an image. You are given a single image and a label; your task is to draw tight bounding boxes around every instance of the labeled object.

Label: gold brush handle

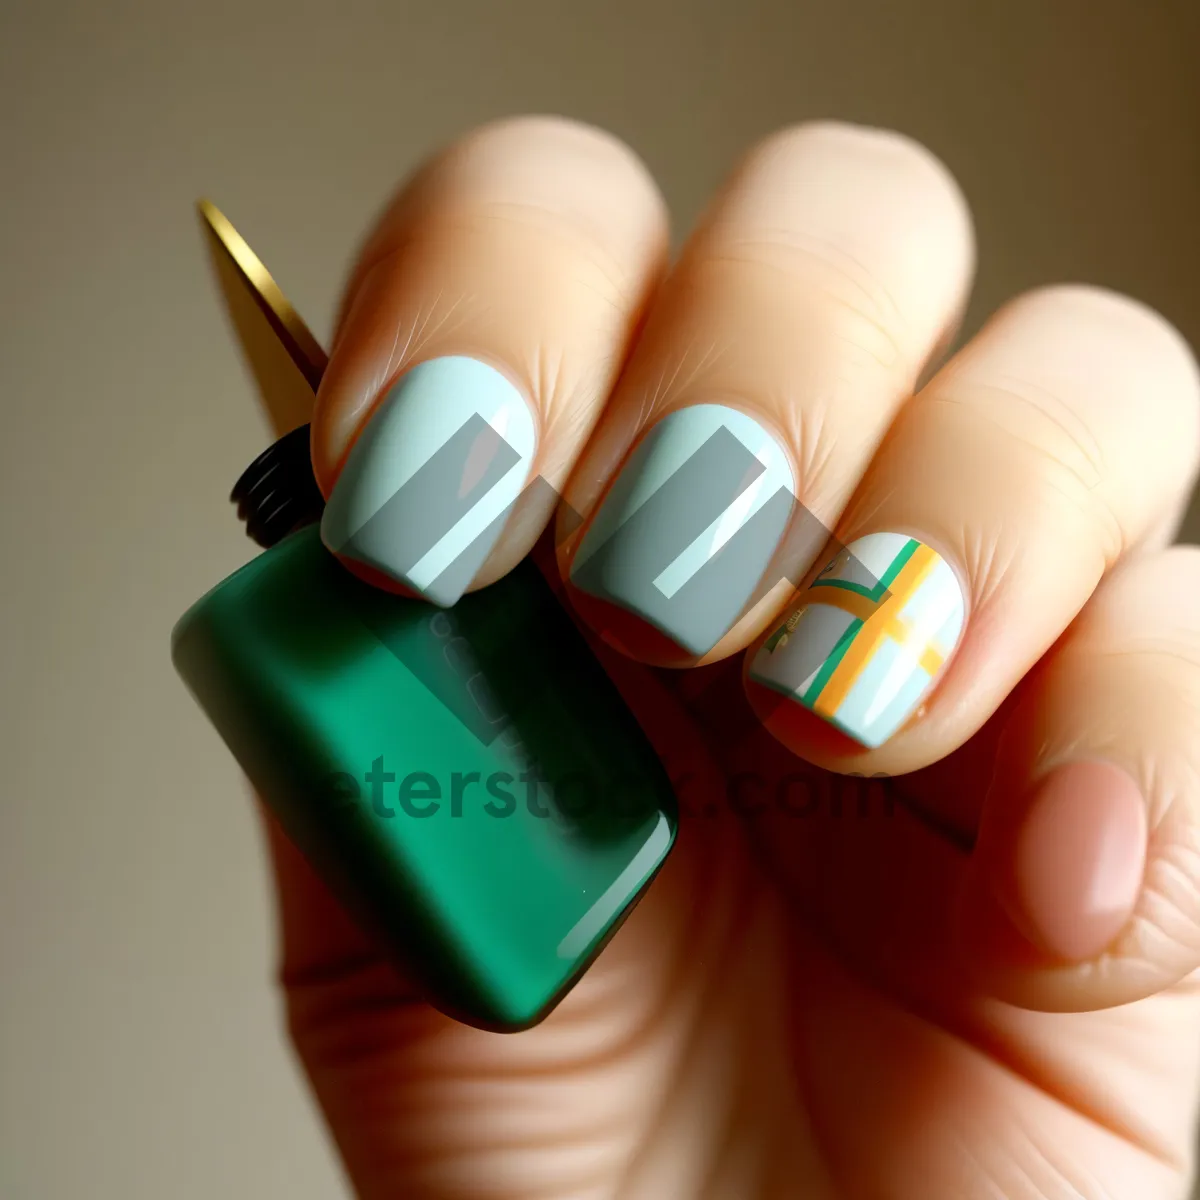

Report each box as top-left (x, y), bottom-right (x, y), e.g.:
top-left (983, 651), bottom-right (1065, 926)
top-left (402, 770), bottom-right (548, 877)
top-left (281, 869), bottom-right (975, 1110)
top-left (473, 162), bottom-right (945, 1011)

top-left (197, 199), bottom-right (328, 438)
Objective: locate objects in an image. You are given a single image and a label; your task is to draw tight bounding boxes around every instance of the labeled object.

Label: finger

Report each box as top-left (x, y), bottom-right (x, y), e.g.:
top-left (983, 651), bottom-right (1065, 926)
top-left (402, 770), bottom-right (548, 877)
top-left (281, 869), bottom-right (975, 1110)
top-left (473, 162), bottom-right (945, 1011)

top-left (748, 285), bottom-right (1200, 768)
top-left (957, 545), bottom-right (1200, 1010)
top-left (313, 116), bottom-right (667, 604)
top-left (556, 121), bottom-right (974, 663)
top-left (262, 812), bottom-right (394, 986)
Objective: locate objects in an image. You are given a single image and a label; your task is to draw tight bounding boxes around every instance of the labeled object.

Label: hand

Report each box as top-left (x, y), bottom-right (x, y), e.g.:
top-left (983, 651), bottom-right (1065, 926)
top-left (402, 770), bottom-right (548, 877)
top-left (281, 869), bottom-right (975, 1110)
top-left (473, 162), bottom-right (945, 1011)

top-left (265, 117), bottom-right (1200, 1198)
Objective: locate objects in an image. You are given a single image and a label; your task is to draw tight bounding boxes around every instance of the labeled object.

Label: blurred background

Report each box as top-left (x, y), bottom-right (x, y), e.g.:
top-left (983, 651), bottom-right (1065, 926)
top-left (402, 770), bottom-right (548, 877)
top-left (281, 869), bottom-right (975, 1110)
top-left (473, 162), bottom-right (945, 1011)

top-left (2, 1), bottom-right (1199, 1196)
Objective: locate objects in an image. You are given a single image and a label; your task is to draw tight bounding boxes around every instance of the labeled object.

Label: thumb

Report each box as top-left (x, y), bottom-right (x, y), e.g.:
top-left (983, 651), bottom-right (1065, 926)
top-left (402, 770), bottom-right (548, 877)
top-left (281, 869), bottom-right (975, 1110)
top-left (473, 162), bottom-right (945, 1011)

top-left (957, 545), bottom-right (1200, 1012)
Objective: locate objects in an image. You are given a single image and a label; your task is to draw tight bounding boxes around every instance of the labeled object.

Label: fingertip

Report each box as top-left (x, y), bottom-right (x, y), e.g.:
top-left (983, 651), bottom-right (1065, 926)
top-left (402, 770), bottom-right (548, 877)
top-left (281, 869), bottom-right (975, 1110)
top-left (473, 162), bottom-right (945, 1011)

top-left (953, 546), bottom-right (1200, 1011)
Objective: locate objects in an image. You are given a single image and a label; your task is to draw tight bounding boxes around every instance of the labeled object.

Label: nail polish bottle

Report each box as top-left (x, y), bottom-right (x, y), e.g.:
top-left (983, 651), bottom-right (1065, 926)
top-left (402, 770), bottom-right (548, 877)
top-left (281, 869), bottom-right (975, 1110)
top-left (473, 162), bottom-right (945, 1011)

top-left (173, 203), bottom-right (677, 1031)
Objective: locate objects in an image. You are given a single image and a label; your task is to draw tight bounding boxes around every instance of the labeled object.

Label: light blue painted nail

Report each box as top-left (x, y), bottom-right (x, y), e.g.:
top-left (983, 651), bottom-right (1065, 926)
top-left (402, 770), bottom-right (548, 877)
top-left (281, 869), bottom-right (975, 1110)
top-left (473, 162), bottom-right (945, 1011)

top-left (570, 404), bottom-right (795, 655)
top-left (321, 357), bottom-right (536, 606)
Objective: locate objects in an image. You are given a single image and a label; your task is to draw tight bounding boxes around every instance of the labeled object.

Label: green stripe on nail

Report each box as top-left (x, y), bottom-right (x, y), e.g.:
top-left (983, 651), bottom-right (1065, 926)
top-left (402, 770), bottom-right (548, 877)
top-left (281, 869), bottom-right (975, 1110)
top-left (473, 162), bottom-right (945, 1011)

top-left (802, 616), bottom-right (863, 706)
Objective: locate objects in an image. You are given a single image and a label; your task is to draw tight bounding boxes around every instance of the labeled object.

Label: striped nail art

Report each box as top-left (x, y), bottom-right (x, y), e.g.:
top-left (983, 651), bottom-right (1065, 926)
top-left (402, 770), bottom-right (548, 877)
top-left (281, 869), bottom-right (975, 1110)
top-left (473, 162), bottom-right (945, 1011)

top-left (749, 533), bottom-right (964, 747)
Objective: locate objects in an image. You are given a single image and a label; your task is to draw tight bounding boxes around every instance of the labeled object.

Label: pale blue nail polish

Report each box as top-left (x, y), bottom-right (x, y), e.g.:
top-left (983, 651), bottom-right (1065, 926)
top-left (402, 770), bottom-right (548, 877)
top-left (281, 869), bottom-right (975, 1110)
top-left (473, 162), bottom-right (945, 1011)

top-left (322, 357), bottom-right (536, 606)
top-left (571, 404), bottom-right (795, 655)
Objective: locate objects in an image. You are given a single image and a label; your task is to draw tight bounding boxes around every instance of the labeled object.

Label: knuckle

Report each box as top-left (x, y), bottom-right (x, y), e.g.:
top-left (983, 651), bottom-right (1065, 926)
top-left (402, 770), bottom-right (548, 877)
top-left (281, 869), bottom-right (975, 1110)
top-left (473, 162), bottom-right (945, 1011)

top-left (751, 120), bottom-right (955, 188)
top-left (744, 120), bottom-right (972, 255)
top-left (703, 123), bottom-right (971, 384)
top-left (706, 231), bottom-right (913, 377)
top-left (464, 114), bottom-right (650, 179)
top-left (1009, 283), bottom-right (1193, 362)
top-left (1001, 284), bottom-right (1200, 438)
top-left (933, 376), bottom-right (1128, 562)
top-left (420, 116), bottom-right (667, 284)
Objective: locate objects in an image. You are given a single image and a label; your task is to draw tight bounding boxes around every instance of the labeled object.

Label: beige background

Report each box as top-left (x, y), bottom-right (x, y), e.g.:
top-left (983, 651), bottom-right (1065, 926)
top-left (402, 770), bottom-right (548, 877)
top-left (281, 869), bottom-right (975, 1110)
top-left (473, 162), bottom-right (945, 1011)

top-left (2, 1), bottom-right (1199, 1196)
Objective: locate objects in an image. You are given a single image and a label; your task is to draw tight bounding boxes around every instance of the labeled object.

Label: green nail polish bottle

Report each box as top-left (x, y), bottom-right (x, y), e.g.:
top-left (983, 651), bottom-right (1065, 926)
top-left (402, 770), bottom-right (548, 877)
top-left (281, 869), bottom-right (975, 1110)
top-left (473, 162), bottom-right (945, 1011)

top-left (173, 203), bottom-right (676, 1031)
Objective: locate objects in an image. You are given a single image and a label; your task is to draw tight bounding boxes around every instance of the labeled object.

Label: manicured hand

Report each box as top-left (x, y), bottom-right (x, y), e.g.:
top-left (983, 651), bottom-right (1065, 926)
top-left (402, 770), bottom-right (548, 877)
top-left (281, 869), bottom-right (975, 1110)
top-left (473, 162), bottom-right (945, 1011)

top-left (268, 117), bottom-right (1200, 1198)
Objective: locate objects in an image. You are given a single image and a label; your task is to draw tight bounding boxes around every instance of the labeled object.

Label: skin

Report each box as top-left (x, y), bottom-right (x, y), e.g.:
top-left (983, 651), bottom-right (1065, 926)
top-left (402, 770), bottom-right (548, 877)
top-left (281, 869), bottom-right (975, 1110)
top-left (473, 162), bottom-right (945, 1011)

top-left (266, 117), bottom-right (1200, 1197)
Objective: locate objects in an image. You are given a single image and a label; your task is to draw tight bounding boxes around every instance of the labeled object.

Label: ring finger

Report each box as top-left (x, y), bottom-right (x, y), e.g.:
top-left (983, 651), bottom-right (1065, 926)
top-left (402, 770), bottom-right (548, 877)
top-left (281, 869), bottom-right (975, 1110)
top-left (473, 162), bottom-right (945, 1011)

top-left (747, 284), bottom-right (1200, 773)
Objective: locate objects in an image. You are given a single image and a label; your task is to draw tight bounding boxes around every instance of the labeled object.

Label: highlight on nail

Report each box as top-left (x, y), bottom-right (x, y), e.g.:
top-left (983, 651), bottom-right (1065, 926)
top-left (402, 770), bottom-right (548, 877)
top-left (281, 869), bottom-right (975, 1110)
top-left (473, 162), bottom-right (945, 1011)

top-left (570, 404), bottom-right (796, 656)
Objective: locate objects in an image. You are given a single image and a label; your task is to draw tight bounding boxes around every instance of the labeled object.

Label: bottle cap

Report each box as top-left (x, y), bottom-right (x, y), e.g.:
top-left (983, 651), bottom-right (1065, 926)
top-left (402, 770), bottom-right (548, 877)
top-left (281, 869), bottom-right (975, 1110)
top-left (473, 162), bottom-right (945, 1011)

top-left (230, 424), bottom-right (326, 549)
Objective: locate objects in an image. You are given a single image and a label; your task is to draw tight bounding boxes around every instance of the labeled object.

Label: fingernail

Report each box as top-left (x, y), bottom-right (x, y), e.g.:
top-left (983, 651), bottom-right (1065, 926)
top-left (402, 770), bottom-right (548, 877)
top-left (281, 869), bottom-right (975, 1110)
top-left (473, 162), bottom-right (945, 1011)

top-left (749, 533), bottom-right (964, 747)
top-left (321, 357), bottom-right (536, 606)
top-left (1006, 761), bottom-right (1147, 962)
top-left (569, 404), bottom-right (795, 656)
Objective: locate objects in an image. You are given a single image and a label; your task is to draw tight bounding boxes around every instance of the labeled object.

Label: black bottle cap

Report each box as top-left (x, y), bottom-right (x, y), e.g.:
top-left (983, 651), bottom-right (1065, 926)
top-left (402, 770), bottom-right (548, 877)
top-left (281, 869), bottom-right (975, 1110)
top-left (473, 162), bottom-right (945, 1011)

top-left (230, 423), bottom-right (326, 549)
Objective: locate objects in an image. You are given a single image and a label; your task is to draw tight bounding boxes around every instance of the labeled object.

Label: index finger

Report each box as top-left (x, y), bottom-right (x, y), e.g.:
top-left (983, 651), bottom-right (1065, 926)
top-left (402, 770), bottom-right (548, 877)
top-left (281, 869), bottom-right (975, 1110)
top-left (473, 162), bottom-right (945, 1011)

top-left (313, 116), bottom-right (668, 604)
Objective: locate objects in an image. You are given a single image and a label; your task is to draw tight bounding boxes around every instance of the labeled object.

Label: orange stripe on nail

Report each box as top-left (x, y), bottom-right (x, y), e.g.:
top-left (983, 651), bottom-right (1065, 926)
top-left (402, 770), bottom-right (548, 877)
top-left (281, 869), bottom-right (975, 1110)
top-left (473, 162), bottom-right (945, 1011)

top-left (812, 545), bottom-right (938, 717)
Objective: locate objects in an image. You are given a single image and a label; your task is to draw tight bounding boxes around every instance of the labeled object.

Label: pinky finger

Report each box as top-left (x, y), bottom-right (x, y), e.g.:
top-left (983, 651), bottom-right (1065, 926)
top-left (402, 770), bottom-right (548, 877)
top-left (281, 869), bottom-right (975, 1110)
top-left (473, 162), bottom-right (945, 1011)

top-left (958, 544), bottom-right (1200, 1011)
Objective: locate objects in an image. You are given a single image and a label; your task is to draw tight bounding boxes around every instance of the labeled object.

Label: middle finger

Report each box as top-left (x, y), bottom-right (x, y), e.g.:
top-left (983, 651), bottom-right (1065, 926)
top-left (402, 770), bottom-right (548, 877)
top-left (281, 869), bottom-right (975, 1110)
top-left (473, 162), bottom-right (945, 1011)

top-left (558, 121), bottom-right (974, 664)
